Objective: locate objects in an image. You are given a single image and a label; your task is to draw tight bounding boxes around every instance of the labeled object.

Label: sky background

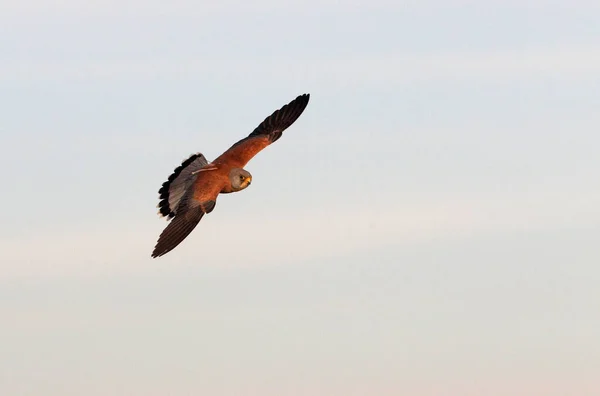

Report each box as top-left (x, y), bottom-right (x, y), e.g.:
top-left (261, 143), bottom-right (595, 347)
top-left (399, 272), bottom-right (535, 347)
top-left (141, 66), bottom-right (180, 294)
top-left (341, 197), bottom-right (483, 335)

top-left (1, 1), bottom-right (599, 395)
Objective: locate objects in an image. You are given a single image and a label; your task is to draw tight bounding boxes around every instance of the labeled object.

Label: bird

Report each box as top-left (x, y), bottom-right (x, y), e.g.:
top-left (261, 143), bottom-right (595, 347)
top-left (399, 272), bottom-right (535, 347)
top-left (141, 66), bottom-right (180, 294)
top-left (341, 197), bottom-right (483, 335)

top-left (152, 93), bottom-right (310, 258)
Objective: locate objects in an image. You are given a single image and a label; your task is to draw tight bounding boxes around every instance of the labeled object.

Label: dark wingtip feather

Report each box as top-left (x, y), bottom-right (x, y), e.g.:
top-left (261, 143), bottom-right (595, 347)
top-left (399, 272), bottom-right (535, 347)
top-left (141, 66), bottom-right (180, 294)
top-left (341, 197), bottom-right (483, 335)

top-left (152, 208), bottom-right (204, 258)
top-left (248, 93), bottom-right (310, 143)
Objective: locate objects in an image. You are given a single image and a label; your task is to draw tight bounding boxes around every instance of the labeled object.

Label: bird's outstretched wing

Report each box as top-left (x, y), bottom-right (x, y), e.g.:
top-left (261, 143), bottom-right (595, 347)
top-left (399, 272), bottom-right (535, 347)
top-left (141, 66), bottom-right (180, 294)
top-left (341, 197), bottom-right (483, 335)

top-left (152, 198), bottom-right (216, 258)
top-left (213, 93), bottom-right (310, 168)
top-left (157, 153), bottom-right (209, 218)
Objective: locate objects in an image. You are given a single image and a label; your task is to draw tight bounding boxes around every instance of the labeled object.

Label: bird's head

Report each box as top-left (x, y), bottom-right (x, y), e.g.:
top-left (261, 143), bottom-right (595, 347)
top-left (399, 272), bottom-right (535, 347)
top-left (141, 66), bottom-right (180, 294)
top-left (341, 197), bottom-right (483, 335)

top-left (230, 168), bottom-right (252, 191)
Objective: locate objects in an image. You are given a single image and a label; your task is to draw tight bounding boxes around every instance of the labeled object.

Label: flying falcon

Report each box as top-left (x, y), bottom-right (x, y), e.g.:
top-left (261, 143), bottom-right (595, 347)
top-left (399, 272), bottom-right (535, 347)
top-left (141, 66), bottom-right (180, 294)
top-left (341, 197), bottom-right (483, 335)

top-left (152, 93), bottom-right (310, 258)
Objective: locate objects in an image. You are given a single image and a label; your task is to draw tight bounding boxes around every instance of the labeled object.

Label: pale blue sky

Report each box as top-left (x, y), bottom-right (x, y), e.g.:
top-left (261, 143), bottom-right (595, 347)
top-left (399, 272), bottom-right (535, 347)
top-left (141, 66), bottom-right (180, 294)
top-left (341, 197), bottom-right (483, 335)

top-left (1, 1), bottom-right (599, 395)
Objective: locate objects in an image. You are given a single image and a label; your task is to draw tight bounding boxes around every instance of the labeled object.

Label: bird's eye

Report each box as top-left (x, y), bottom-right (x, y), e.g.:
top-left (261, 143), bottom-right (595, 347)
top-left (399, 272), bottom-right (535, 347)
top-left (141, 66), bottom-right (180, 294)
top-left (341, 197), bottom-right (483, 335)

top-left (240, 175), bottom-right (244, 181)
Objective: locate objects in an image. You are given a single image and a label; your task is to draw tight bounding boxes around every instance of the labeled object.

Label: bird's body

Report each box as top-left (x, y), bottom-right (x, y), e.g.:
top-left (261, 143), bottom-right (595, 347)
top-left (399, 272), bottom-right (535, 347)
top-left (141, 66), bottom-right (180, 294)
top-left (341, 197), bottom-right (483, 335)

top-left (152, 93), bottom-right (310, 258)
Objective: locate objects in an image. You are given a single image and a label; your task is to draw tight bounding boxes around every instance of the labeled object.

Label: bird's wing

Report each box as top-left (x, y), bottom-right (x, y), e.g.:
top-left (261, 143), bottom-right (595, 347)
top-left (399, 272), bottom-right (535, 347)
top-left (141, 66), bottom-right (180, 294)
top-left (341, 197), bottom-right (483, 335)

top-left (213, 93), bottom-right (310, 169)
top-left (157, 153), bottom-right (211, 218)
top-left (151, 196), bottom-right (216, 258)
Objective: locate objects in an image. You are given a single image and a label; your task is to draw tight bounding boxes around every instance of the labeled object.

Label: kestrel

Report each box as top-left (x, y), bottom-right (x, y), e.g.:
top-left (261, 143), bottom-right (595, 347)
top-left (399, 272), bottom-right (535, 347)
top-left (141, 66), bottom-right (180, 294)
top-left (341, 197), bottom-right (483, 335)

top-left (152, 93), bottom-right (310, 258)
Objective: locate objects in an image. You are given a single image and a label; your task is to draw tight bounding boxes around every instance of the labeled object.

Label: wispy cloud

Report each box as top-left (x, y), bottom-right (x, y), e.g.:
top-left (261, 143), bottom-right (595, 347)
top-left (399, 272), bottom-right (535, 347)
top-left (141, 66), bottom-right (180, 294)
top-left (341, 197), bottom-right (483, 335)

top-left (4, 0), bottom-right (599, 17)
top-left (3, 47), bottom-right (600, 85)
top-left (2, 189), bottom-right (598, 279)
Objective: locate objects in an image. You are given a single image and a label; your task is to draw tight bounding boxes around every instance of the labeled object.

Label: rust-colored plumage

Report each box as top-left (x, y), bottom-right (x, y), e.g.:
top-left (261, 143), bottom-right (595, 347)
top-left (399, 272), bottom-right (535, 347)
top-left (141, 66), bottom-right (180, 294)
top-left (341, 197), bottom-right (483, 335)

top-left (152, 93), bottom-right (310, 258)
